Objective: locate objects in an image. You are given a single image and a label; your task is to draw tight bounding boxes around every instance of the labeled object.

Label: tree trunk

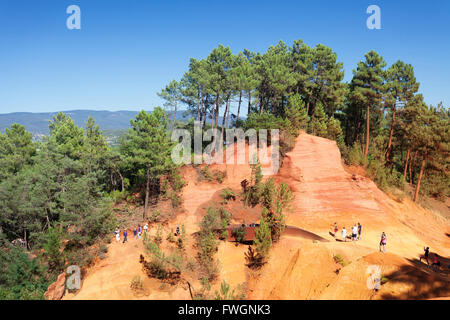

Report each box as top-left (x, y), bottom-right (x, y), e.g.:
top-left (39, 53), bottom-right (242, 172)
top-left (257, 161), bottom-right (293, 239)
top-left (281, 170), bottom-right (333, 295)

top-left (306, 98), bottom-right (310, 116)
top-left (385, 103), bottom-right (397, 162)
top-left (236, 90), bottom-right (242, 125)
top-left (198, 90), bottom-right (203, 122)
top-left (203, 95), bottom-right (208, 128)
top-left (403, 149), bottom-right (410, 181)
top-left (413, 158), bottom-right (425, 202)
top-left (173, 102), bottom-right (177, 122)
top-left (248, 91), bottom-right (251, 115)
top-left (364, 105), bottom-right (370, 158)
top-left (211, 94), bottom-right (220, 156)
top-left (144, 168), bottom-right (150, 218)
top-left (409, 151), bottom-right (416, 184)
top-left (221, 95), bottom-right (230, 142)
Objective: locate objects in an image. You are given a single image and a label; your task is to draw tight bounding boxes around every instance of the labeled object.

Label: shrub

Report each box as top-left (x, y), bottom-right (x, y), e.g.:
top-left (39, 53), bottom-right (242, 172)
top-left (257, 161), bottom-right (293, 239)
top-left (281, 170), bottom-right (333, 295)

top-left (333, 254), bottom-right (350, 267)
top-left (168, 190), bottom-right (182, 208)
top-left (254, 218), bottom-right (272, 259)
top-left (231, 226), bottom-right (247, 243)
top-left (149, 210), bottom-right (161, 223)
top-left (326, 117), bottom-right (344, 142)
top-left (347, 142), bottom-right (364, 166)
top-left (130, 275), bottom-right (144, 291)
top-left (201, 165), bottom-right (213, 181)
top-left (213, 170), bottom-right (226, 183)
top-left (285, 94), bottom-right (308, 134)
top-left (0, 246), bottom-right (50, 300)
top-left (154, 224), bottom-right (163, 246)
top-left (220, 188), bottom-right (236, 203)
top-left (42, 227), bottom-right (65, 272)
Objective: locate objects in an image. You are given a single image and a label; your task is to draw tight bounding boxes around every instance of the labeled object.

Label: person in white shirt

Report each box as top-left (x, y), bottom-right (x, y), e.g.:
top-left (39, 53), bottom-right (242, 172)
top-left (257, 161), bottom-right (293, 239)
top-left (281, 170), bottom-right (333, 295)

top-left (352, 225), bottom-right (357, 241)
top-left (115, 228), bottom-right (120, 242)
top-left (342, 227), bottom-right (347, 242)
top-left (143, 223), bottom-right (148, 234)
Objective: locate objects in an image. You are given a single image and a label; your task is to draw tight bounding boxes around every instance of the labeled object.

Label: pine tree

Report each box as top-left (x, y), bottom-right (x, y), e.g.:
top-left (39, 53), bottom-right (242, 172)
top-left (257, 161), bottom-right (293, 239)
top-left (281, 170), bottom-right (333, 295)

top-left (254, 216), bottom-right (272, 259)
top-left (309, 103), bottom-right (328, 137)
top-left (349, 51), bottom-right (386, 159)
top-left (122, 108), bottom-right (175, 217)
top-left (0, 123), bottom-right (35, 181)
top-left (158, 80), bottom-right (182, 122)
top-left (285, 93), bottom-right (308, 133)
top-left (384, 61), bottom-right (419, 162)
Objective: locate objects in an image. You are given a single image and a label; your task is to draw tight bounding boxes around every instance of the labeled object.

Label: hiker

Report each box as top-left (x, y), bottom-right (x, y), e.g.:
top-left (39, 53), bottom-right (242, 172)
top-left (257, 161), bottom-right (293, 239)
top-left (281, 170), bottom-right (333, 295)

top-left (115, 228), bottom-right (121, 243)
top-left (357, 223), bottom-right (362, 240)
top-left (138, 225), bottom-right (142, 240)
top-left (176, 225), bottom-right (180, 236)
top-left (333, 223), bottom-right (338, 238)
top-left (420, 247), bottom-right (430, 265)
top-left (379, 232), bottom-right (387, 253)
top-left (143, 223), bottom-right (148, 234)
top-left (432, 254), bottom-right (441, 271)
top-left (342, 227), bottom-right (347, 242)
top-left (123, 229), bottom-right (128, 243)
top-left (133, 227), bottom-right (137, 239)
top-left (352, 224), bottom-right (357, 241)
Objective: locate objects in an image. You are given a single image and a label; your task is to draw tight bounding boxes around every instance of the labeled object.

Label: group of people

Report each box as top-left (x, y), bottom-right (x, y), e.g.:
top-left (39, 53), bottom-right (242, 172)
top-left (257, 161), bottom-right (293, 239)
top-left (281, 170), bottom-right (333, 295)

top-left (113, 223), bottom-right (182, 244)
top-left (332, 223), bottom-right (446, 273)
top-left (333, 222), bottom-right (388, 253)
top-left (334, 222), bottom-right (362, 242)
top-left (114, 223), bottom-right (149, 244)
top-left (420, 247), bottom-right (443, 271)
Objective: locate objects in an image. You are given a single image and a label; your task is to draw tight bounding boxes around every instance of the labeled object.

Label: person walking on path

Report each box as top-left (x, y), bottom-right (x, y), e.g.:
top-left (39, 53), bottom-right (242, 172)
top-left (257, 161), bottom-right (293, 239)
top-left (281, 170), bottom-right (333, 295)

top-left (357, 223), bottom-right (362, 241)
top-left (133, 227), bottom-right (137, 239)
top-left (420, 247), bottom-right (430, 266)
top-left (342, 227), bottom-right (347, 242)
top-left (176, 225), bottom-right (180, 236)
top-left (138, 225), bottom-right (142, 240)
top-left (144, 223), bottom-right (148, 235)
top-left (352, 224), bottom-right (357, 241)
top-left (379, 232), bottom-right (387, 253)
top-left (432, 254), bottom-right (441, 271)
top-left (333, 223), bottom-right (338, 238)
top-left (115, 228), bottom-right (121, 243)
top-left (123, 229), bottom-right (128, 243)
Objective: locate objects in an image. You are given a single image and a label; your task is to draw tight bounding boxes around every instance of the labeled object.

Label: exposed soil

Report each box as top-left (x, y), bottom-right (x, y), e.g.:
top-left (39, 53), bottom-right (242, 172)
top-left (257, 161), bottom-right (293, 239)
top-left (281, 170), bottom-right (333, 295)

top-left (63, 132), bottom-right (450, 300)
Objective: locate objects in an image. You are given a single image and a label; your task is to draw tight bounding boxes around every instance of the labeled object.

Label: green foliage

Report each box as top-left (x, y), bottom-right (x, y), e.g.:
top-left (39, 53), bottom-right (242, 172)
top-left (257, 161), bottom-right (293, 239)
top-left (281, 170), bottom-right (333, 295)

top-left (285, 94), bottom-right (308, 133)
top-left (220, 188), bottom-right (236, 203)
top-left (154, 224), bottom-right (163, 246)
top-left (333, 254), bottom-right (350, 267)
top-left (214, 280), bottom-right (245, 300)
top-left (42, 227), bottom-right (64, 272)
top-left (326, 117), bottom-right (344, 142)
top-left (309, 103), bottom-right (328, 137)
top-left (120, 108), bottom-right (176, 217)
top-left (254, 218), bottom-right (272, 259)
top-left (0, 123), bottom-right (36, 181)
top-left (231, 226), bottom-right (247, 243)
top-left (144, 238), bottom-right (182, 280)
top-left (0, 246), bottom-right (50, 300)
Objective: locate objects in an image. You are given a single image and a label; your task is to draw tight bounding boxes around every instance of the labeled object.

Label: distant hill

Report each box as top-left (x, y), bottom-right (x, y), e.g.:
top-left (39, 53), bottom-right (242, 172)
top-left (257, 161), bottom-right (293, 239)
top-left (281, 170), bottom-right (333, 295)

top-left (0, 110), bottom-right (195, 136)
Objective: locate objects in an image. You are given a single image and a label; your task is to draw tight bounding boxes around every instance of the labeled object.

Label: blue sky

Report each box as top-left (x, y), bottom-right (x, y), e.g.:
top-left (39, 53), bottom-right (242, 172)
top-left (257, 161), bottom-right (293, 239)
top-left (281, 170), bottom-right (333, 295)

top-left (0, 0), bottom-right (449, 114)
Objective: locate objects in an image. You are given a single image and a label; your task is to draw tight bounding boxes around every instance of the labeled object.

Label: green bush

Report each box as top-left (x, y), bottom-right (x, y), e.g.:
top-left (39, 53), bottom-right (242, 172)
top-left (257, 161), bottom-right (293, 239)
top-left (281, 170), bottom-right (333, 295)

top-left (231, 226), bottom-right (247, 243)
top-left (220, 188), bottom-right (236, 203)
top-left (0, 246), bottom-right (50, 300)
